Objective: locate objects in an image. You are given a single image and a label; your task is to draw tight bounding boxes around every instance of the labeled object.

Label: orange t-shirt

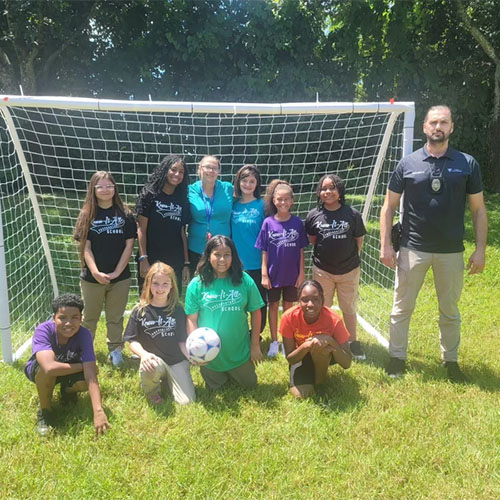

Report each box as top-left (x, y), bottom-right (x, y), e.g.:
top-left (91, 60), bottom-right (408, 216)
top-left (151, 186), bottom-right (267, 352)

top-left (279, 305), bottom-right (350, 347)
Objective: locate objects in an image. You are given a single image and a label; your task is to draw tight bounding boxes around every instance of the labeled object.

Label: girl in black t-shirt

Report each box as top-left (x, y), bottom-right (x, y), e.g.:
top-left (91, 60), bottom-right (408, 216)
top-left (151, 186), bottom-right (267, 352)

top-left (73, 171), bottom-right (136, 367)
top-left (124, 262), bottom-right (195, 405)
top-left (136, 155), bottom-right (191, 293)
top-left (305, 174), bottom-right (366, 360)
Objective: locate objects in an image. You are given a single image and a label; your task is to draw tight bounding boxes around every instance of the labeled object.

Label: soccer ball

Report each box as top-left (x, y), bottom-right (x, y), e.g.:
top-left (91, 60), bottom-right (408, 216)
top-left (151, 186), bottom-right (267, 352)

top-left (186, 327), bottom-right (221, 364)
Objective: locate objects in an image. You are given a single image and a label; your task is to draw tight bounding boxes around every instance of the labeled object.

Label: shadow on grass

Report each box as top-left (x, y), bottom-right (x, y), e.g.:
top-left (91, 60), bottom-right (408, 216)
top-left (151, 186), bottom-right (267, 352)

top-left (195, 381), bottom-right (287, 416)
top-left (313, 371), bottom-right (365, 413)
top-left (48, 396), bottom-right (115, 437)
top-left (409, 355), bottom-right (500, 392)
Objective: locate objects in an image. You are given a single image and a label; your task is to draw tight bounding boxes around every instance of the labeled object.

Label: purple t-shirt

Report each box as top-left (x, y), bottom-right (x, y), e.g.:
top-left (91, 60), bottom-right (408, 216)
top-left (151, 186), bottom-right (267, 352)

top-left (255, 215), bottom-right (309, 288)
top-left (24, 320), bottom-right (96, 378)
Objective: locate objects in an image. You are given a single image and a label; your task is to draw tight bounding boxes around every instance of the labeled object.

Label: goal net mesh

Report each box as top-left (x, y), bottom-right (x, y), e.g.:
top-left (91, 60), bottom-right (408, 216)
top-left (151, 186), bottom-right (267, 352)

top-left (0, 101), bottom-right (407, 360)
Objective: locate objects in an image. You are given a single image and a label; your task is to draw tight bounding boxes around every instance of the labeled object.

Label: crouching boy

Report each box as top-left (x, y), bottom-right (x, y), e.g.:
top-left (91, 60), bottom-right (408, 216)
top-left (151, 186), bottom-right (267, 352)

top-left (24, 293), bottom-right (110, 437)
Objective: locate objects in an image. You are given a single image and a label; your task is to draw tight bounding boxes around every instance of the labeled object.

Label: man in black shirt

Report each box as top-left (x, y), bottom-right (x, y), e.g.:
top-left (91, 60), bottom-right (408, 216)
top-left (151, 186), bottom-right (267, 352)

top-left (380, 105), bottom-right (488, 381)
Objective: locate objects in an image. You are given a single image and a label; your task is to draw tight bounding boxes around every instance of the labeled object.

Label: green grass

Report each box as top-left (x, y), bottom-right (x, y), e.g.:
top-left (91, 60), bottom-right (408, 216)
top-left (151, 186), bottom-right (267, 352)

top-left (1, 194), bottom-right (500, 499)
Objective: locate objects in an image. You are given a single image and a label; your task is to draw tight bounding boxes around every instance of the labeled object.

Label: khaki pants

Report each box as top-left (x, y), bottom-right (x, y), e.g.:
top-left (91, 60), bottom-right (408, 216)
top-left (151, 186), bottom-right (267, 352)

top-left (389, 248), bottom-right (464, 362)
top-left (140, 358), bottom-right (195, 405)
top-left (200, 360), bottom-right (257, 390)
top-left (80, 278), bottom-right (131, 352)
top-left (312, 265), bottom-right (360, 314)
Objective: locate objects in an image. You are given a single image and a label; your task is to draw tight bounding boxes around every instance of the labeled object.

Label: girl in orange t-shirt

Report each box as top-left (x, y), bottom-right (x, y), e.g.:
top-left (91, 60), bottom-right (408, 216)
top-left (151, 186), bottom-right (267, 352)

top-left (280, 280), bottom-right (352, 398)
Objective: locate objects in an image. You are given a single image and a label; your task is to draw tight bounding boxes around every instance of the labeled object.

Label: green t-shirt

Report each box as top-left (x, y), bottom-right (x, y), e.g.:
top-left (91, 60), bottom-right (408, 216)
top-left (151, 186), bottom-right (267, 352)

top-left (185, 272), bottom-right (264, 372)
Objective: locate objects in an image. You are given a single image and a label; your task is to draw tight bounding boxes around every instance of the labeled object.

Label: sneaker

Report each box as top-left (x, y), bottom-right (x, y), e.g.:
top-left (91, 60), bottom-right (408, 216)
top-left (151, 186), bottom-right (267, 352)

top-left (109, 348), bottom-right (124, 367)
top-left (36, 409), bottom-right (53, 437)
top-left (147, 393), bottom-right (165, 406)
top-left (386, 357), bottom-right (406, 378)
top-left (444, 361), bottom-right (467, 383)
top-left (349, 341), bottom-right (366, 361)
top-left (267, 340), bottom-right (281, 358)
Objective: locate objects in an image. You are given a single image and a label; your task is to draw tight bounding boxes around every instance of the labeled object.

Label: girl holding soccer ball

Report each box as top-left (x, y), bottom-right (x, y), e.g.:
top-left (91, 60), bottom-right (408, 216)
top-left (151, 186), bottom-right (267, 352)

top-left (185, 235), bottom-right (264, 390)
top-left (124, 262), bottom-right (195, 406)
top-left (73, 171), bottom-right (136, 367)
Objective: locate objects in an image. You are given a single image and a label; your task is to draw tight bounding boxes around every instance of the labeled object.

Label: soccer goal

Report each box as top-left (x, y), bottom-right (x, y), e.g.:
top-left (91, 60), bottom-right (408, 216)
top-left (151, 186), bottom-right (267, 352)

top-left (0, 95), bottom-right (414, 362)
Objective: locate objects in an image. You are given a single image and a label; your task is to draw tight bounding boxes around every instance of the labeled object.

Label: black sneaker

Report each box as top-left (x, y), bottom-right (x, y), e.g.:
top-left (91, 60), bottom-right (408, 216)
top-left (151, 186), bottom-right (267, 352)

top-left (36, 409), bottom-right (53, 437)
top-left (444, 361), bottom-right (467, 383)
top-left (349, 341), bottom-right (366, 361)
top-left (386, 357), bottom-right (406, 378)
top-left (60, 384), bottom-right (78, 405)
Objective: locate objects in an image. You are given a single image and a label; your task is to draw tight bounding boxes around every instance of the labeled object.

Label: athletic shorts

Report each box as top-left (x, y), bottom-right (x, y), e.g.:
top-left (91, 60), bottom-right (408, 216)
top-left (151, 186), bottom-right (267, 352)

top-left (25, 359), bottom-right (85, 387)
top-left (289, 353), bottom-right (336, 387)
top-left (268, 285), bottom-right (297, 303)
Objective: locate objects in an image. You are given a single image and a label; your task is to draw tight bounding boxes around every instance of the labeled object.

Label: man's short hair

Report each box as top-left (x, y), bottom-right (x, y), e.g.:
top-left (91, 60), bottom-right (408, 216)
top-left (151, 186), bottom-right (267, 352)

top-left (424, 105), bottom-right (453, 123)
top-left (52, 293), bottom-right (84, 314)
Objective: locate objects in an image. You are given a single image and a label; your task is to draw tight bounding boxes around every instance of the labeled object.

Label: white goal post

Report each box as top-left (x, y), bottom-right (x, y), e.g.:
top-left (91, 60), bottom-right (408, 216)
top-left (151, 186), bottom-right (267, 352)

top-left (0, 95), bottom-right (415, 363)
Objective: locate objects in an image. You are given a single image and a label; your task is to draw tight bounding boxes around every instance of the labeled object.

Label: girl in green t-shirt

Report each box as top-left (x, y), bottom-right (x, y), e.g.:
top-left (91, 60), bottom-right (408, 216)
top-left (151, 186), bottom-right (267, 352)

top-left (185, 236), bottom-right (264, 390)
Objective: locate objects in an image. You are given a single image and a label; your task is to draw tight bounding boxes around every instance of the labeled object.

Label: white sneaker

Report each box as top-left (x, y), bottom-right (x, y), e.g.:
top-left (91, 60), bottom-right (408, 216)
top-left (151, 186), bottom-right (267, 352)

top-left (109, 348), bottom-right (124, 367)
top-left (267, 340), bottom-right (280, 358)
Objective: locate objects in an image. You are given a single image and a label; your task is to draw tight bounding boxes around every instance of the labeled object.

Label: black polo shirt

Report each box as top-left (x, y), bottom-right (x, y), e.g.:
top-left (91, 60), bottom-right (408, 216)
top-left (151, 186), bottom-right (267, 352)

top-left (389, 146), bottom-right (483, 253)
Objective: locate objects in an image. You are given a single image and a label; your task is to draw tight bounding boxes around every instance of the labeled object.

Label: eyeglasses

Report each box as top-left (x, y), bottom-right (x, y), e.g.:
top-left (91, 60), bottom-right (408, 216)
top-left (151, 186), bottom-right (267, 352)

top-left (201, 165), bottom-right (219, 172)
top-left (95, 184), bottom-right (115, 191)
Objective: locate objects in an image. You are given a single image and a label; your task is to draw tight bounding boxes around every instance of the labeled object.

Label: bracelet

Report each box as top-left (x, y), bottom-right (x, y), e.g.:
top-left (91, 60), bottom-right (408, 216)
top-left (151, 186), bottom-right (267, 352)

top-left (138, 255), bottom-right (148, 262)
top-left (184, 261), bottom-right (190, 266)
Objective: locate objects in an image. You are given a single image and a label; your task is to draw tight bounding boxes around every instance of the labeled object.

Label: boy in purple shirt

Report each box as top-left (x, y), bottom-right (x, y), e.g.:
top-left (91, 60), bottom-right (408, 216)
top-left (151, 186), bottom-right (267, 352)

top-left (25, 293), bottom-right (110, 437)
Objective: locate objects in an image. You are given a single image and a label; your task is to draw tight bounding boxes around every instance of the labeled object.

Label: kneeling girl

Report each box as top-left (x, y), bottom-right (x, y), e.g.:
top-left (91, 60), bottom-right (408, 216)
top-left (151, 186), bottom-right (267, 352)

top-left (185, 235), bottom-right (264, 390)
top-left (124, 262), bottom-right (195, 405)
top-left (280, 280), bottom-right (352, 399)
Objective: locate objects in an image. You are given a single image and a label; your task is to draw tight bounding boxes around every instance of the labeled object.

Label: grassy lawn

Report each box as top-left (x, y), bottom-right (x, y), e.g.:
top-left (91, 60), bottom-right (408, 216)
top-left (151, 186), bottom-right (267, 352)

top-left (1, 194), bottom-right (500, 499)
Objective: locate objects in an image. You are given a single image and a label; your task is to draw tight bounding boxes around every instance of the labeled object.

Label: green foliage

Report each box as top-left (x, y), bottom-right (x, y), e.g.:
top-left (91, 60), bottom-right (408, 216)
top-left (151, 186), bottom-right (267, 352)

top-left (1, 194), bottom-right (499, 499)
top-left (1, 0), bottom-right (499, 189)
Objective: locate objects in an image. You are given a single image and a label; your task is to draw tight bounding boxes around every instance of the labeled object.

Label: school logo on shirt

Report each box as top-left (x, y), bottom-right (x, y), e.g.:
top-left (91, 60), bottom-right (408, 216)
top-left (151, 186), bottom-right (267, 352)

top-left (201, 289), bottom-right (243, 312)
top-left (268, 228), bottom-right (299, 248)
top-left (233, 207), bottom-right (261, 225)
top-left (155, 201), bottom-right (182, 222)
top-left (314, 220), bottom-right (349, 240)
top-left (56, 350), bottom-right (79, 363)
top-left (90, 216), bottom-right (125, 235)
top-left (140, 315), bottom-right (177, 338)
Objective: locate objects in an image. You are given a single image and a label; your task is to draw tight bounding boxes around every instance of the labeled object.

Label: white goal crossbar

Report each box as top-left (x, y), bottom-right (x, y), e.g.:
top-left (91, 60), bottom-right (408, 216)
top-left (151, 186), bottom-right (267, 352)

top-left (0, 95), bottom-right (414, 362)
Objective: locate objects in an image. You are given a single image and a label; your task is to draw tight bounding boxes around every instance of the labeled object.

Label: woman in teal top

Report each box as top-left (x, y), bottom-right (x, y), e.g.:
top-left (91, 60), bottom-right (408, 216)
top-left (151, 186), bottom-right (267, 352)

top-left (185, 235), bottom-right (264, 390)
top-left (187, 155), bottom-right (233, 275)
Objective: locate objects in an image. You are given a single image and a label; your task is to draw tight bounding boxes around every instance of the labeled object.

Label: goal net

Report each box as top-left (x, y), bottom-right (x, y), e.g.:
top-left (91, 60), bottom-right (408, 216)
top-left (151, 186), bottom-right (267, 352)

top-left (0, 96), bottom-right (414, 362)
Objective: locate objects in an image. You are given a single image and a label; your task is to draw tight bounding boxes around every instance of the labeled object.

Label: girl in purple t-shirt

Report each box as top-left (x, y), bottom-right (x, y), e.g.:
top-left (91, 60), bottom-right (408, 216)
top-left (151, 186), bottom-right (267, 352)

top-left (255, 180), bottom-right (309, 358)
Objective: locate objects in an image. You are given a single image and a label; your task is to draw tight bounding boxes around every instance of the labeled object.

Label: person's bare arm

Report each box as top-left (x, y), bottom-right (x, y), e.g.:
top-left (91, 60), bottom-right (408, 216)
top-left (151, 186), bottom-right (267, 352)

top-left (107, 238), bottom-right (134, 280)
top-left (137, 215), bottom-right (151, 278)
top-left (83, 361), bottom-right (110, 436)
top-left (84, 240), bottom-right (110, 284)
top-left (36, 350), bottom-right (84, 376)
top-left (250, 309), bottom-right (263, 364)
top-left (466, 191), bottom-right (488, 274)
top-left (380, 189), bottom-right (402, 269)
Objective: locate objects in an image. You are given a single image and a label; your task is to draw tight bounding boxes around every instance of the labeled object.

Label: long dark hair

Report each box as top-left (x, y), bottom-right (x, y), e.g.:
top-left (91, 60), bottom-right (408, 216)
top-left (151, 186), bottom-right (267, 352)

top-left (233, 164), bottom-right (262, 199)
top-left (197, 235), bottom-right (243, 286)
top-left (73, 171), bottom-right (131, 266)
top-left (316, 174), bottom-right (346, 206)
top-left (136, 154), bottom-right (189, 213)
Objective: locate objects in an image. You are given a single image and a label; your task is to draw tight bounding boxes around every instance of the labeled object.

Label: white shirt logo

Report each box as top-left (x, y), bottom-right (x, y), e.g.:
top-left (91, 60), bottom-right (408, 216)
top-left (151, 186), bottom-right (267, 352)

top-left (268, 228), bottom-right (299, 248)
top-left (90, 216), bottom-right (125, 234)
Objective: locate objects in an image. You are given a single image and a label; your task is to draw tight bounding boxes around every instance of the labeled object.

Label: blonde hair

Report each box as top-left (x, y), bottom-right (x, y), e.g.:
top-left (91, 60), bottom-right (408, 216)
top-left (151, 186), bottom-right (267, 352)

top-left (264, 179), bottom-right (293, 216)
top-left (73, 171), bottom-right (131, 267)
top-left (138, 262), bottom-right (179, 316)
